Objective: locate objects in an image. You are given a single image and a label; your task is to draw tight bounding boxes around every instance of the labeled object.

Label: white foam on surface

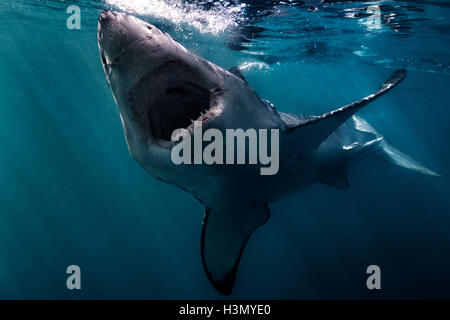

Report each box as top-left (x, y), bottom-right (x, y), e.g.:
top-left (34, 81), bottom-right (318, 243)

top-left (238, 61), bottom-right (270, 71)
top-left (105, 0), bottom-right (246, 35)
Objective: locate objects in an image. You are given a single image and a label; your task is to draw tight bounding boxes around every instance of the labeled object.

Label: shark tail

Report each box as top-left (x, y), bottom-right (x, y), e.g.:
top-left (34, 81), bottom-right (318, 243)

top-left (346, 116), bottom-right (440, 177)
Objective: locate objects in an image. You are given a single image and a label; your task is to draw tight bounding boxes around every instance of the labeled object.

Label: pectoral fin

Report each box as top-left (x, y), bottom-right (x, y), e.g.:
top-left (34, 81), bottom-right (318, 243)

top-left (287, 69), bottom-right (407, 152)
top-left (201, 203), bottom-right (270, 295)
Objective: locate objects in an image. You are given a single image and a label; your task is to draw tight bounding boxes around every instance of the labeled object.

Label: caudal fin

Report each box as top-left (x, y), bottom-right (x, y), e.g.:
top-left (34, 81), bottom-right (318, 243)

top-left (350, 116), bottom-right (440, 177)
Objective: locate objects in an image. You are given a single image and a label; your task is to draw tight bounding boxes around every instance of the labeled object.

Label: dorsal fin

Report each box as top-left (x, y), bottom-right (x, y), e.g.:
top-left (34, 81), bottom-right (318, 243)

top-left (287, 69), bottom-right (407, 153)
top-left (229, 66), bottom-right (247, 83)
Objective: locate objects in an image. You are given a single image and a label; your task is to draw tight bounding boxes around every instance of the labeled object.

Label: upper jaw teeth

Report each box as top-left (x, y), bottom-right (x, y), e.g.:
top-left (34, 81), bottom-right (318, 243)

top-left (186, 109), bottom-right (214, 132)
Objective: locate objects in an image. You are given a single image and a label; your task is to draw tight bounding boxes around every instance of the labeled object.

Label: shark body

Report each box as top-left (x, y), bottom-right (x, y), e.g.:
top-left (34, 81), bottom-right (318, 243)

top-left (97, 11), bottom-right (437, 295)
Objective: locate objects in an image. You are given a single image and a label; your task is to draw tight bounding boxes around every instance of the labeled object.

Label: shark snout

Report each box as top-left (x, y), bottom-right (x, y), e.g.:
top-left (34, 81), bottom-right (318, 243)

top-left (97, 10), bottom-right (158, 64)
top-left (98, 10), bottom-right (155, 38)
top-left (99, 10), bottom-right (115, 26)
top-left (98, 11), bottom-right (126, 37)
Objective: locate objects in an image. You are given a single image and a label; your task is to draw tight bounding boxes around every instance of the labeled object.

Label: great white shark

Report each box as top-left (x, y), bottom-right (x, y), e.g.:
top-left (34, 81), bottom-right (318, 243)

top-left (97, 10), bottom-right (438, 295)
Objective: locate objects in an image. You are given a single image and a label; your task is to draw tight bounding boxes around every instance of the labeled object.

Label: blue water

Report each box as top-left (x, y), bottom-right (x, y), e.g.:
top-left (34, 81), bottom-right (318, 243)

top-left (0, 0), bottom-right (449, 299)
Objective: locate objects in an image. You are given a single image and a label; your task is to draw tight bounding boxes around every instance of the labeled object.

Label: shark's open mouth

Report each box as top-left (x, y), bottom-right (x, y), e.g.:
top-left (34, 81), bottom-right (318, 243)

top-left (129, 60), bottom-right (216, 141)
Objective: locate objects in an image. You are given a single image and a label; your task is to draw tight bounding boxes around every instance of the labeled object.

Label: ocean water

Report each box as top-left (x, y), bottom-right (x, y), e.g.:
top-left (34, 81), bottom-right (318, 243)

top-left (0, 0), bottom-right (449, 299)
